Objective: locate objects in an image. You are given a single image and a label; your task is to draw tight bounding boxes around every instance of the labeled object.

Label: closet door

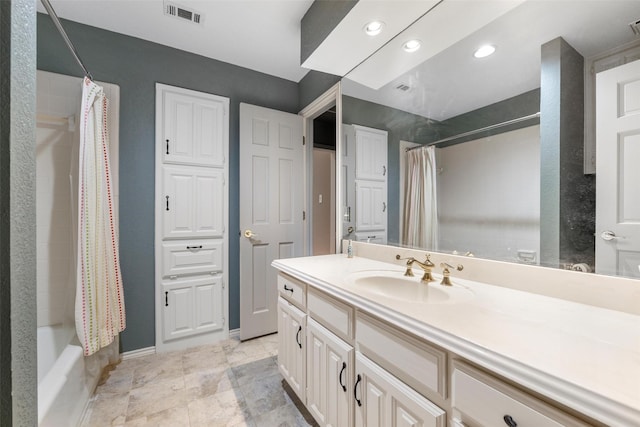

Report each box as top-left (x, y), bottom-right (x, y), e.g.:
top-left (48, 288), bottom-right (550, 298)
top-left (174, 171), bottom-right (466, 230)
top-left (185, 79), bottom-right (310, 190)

top-left (162, 165), bottom-right (224, 240)
top-left (355, 180), bottom-right (387, 232)
top-left (163, 90), bottom-right (226, 167)
top-left (354, 125), bottom-right (388, 181)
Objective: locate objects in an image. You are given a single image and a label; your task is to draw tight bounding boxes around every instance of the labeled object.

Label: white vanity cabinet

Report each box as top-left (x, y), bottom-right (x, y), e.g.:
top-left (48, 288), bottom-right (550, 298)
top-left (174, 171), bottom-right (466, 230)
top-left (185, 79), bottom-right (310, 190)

top-left (306, 318), bottom-right (353, 427)
top-left (354, 352), bottom-right (446, 427)
top-left (451, 361), bottom-right (588, 427)
top-left (278, 296), bottom-right (307, 403)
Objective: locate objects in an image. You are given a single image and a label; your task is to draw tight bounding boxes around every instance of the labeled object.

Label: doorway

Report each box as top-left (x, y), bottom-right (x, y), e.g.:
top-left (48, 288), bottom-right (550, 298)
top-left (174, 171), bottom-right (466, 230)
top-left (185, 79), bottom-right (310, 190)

top-left (312, 109), bottom-right (337, 255)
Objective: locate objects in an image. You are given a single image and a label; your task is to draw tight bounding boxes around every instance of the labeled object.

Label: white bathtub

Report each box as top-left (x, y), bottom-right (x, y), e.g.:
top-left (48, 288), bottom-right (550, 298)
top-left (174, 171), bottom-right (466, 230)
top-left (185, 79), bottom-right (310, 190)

top-left (38, 325), bottom-right (93, 427)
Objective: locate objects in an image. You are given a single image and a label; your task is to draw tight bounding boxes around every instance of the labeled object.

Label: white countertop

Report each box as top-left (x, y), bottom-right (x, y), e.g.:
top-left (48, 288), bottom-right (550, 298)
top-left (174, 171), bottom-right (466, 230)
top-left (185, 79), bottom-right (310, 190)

top-left (272, 254), bottom-right (640, 426)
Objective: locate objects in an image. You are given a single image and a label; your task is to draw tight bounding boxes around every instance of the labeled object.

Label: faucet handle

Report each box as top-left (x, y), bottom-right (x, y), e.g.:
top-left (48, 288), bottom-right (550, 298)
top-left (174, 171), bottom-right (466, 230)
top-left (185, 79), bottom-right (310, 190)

top-left (440, 262), bottom-right (463, 271)
top-left (423, 253), bottom-right (435, 267)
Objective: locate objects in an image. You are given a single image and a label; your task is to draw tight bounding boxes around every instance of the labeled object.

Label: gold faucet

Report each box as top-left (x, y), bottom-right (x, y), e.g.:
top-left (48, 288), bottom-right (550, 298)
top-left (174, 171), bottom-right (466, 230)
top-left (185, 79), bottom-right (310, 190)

top-left (395, 254), bottom-right (435, 283)
top-left (440, 262), bottom-right (464, 286)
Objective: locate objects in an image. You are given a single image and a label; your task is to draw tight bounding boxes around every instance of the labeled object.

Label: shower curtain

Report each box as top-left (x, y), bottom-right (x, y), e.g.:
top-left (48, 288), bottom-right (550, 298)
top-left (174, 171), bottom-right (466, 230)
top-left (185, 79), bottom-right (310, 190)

top-left (402, 145), bottom-right (438, 249)
top-left (76, 77), bottom-right (126, 356)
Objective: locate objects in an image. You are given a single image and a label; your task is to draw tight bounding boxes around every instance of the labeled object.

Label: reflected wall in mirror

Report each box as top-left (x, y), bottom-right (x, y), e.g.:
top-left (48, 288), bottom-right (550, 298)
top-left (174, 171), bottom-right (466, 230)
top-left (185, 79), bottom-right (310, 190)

top-left (340, 0), bottom-right (640, 279)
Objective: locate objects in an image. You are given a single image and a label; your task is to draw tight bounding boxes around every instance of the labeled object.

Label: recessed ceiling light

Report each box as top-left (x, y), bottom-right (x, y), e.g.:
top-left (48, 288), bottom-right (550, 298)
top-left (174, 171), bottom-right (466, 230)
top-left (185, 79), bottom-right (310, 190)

top-left (364, 21), bottom-right (384, 36)
top-left (474, 44), bottom-right (496, 58)
top-left (402, 39), bottom-right (421, 53)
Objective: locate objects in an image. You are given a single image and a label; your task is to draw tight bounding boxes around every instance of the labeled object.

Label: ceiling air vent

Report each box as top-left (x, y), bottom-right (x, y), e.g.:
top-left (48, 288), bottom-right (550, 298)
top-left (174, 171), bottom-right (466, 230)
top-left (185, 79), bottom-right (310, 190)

top-left (395, 83), bottom-right (411, 92)
top-left (164, 1), bottom-right (203, 25)
top-left (630, 18), bottom-right (640, 36)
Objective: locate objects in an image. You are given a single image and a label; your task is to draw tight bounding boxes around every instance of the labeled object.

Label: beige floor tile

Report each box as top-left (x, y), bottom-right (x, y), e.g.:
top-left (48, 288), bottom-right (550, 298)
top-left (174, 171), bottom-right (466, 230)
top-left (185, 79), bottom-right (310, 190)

top-left (188, 389), bottom-right (252, 427)
top-left (185, 366), bottom-right (238, 399)
top-left (183, 346), bottom-right (228, 375)
top-left (84, 391), bottom-right (130, 427)
top-left (126, 376), bottom-right (187, 421)
top-left (124, 405), bottom-right (190, 427)
top-left (131, 352), bottom-right (184, 389)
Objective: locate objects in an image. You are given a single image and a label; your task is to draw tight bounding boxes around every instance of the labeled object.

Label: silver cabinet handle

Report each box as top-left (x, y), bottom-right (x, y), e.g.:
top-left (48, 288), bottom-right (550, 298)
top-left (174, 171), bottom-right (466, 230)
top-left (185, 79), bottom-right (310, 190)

top-left (600, 230), bottom-right (621, 241)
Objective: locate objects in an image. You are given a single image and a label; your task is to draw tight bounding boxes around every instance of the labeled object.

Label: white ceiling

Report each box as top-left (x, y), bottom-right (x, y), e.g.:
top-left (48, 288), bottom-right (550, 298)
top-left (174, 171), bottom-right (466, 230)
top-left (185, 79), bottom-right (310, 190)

top-left (343, 0), bottom-right (640, 121)
top-left (37, 0), bottom-right (314, 82)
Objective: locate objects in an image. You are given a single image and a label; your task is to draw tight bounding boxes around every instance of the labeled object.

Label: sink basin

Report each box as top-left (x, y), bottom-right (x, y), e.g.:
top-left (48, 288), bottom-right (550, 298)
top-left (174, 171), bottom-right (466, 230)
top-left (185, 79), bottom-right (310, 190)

top-left (344, 270), bottom-right (473, 304)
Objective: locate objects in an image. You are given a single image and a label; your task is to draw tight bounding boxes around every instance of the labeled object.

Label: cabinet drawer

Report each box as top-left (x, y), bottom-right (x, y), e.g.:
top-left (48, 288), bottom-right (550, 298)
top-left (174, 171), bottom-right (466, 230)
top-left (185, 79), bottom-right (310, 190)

top-left (308, 288), bottom-right (353, 342)
top-left (452, 361), bottom-right (588, 427)
top-left (162, 240), bottom-right (223, 278)
top-left (278, 273), bottom-right (306, 308)
top-left (356, 312), bottom-right (447, 399)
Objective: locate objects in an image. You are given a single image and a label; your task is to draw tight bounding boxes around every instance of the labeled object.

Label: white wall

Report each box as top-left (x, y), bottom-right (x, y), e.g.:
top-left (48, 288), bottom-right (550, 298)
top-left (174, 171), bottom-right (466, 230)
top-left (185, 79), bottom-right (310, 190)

top-left (36, 71), bottom-right (119, 328)
top-left (437, 125), bottom-right (540, 263)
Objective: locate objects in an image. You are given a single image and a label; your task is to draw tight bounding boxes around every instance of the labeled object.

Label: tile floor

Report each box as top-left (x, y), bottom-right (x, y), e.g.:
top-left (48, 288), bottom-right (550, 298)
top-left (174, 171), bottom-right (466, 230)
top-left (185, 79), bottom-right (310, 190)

top-left (82, 333), bottom-right (318, 427)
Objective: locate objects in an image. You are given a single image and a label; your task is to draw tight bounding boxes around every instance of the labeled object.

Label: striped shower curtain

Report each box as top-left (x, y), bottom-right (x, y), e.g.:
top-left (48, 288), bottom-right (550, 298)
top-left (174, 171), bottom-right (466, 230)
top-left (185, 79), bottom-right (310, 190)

top-left (76, 77), bottom-right (126, 356)
top-left (402, 145), bottom-right (438, 249)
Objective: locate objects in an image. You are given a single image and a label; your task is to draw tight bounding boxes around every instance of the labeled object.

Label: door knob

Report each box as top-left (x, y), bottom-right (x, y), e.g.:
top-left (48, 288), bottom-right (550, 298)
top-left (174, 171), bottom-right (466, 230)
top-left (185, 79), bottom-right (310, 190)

top-left (243, 229), bottom-right (258, 239)
top-left (600, 230), bottom-right (620, 241)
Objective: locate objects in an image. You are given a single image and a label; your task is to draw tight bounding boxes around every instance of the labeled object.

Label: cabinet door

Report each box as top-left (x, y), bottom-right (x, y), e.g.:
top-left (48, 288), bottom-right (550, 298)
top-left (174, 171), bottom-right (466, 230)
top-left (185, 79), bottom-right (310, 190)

top-left (162, 275), bottom-right (223, 342)
top-left (163, 90), bottom-right (226, 167)
top-left (355, 126), bottom-right (387, 181)
top-left (307, 318), bottom-right (353, 427)
top-left (277, 297), bottom-right (306, 403)
top-left (162, 165), bottom-right (224, 239)
top-left (354, 352), bottom-right (446, 427)
top-left (355, 180), bottom-right (387, 232)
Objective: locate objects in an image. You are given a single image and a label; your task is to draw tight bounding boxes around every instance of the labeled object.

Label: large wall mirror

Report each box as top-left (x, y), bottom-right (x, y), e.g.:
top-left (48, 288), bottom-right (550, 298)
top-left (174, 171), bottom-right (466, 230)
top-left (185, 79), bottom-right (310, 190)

top-left (338, 0), bottom-right (640, 280)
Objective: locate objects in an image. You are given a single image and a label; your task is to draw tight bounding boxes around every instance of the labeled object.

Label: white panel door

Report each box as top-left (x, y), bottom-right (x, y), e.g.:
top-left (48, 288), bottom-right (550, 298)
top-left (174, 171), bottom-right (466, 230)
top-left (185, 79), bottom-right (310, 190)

top-left (240, 103), bottom-right (303, 340)
top-left (354, 352), bottom-right (446, 427)
top-left (162, 88), bottom-right (226, 167)
top-left (356, 180), bottom-right (387, 231)
top-left (355, 125), bottom-right (388, 181)
top-left (277, 297), bottom-right (306, 403)
top-left (162, 165), bottom-right (224, 240)
top-left (596, 59), bottom-right (640, 278)
top-left (307, 317), bottom-right (353, 427)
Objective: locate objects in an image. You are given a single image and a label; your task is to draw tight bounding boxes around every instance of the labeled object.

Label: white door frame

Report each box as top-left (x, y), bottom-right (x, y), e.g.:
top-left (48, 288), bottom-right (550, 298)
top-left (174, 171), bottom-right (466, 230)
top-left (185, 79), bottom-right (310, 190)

top-left (300, 82), bottom-right (343, 255)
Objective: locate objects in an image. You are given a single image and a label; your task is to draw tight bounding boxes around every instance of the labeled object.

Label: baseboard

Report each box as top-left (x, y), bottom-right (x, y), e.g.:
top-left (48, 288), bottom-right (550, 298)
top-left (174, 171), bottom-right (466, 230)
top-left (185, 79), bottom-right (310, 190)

top-left (121, 346), bottom-right (156, 360)
top-left (229, 328), bottom-right (240, 339)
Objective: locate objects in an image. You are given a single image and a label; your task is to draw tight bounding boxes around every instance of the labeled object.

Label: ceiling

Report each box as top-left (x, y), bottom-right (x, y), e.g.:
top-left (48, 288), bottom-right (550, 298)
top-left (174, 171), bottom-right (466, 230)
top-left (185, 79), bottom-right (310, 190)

top-left (37, 0), bottom-right (314, 82)
top-left (342, 0), bottom-right (640, 121)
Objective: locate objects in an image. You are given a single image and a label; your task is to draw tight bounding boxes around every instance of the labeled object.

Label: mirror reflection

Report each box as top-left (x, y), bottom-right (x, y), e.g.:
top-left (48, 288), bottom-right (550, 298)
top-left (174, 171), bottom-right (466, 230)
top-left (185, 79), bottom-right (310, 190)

top-left (339, 0), bottom-right (640, 279)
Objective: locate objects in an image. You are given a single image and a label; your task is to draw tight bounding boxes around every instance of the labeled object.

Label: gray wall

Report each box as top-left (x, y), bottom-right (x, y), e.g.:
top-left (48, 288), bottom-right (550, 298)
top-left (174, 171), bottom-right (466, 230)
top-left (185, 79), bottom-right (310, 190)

top-left (1, 1), bottom-right (38, 425)
top-left (298, 70), bottom-right (341, 111)
top-left (37, 13), bottom-right (300, 351)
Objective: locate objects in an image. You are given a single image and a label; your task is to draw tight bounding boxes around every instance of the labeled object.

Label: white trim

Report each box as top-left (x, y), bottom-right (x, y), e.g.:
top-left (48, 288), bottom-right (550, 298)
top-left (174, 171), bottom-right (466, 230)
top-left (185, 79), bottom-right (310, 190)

top-left (121, 346), bottom-right (156, 360)
top-left (229, 328), bottom-right (240, 339)
top-left (299, 82), bottom-right (343, 255)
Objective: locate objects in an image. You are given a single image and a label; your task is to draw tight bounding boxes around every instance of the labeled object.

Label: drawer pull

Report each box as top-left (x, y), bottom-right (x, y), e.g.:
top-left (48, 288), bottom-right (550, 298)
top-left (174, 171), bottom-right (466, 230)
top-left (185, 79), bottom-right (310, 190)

top-left (295, 325), bottom-right (302, 349)
top-left (186, 245), bottom-right (203, 250)
top-left (339, 362), bottom-right (347, 392)
top-left (503, 415), bottom-right (517, 427)
top-left (165, 291), bottom-right (168, 307)
top-left (283, 284), bottom-right (294, 293)
top-left (354, 374), bottom-right (362, 407)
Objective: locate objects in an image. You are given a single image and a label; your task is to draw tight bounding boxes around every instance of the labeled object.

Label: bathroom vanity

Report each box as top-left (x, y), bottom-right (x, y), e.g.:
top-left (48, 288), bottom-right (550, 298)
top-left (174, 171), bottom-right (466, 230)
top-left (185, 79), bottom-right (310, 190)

top-left (272, 243), bottom-right (640, 427)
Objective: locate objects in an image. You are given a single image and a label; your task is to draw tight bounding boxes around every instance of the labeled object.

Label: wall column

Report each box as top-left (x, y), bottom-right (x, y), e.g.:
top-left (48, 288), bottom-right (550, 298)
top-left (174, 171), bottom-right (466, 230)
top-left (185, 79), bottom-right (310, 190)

top-left (540, 37), bottom-right (595, 268)
top-left (0, 0), bottom-right (38, 425)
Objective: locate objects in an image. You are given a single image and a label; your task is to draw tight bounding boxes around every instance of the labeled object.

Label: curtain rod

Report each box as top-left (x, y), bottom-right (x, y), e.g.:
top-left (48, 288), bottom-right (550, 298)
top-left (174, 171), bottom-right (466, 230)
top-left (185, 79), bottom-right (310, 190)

top-left (40, 0), bottom-right (93, 80)
top-left (407, 111), bottom-right (541, 152)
